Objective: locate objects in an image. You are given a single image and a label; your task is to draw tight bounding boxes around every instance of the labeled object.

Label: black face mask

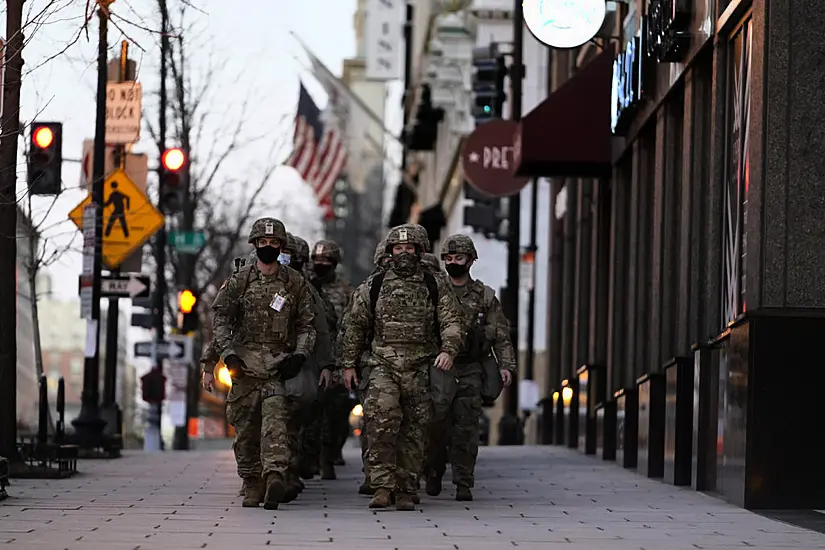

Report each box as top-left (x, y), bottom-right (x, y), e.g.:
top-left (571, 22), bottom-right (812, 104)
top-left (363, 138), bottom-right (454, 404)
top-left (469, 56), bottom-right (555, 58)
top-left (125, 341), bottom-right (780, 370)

top-left (313, 263), bottom-right (334, 278)
top-left (445, 263), bottom-right (469, 277)
top-left (256, 245), bottom-right (280, 265)
top-left (292, 260), bottom-right (305, 272)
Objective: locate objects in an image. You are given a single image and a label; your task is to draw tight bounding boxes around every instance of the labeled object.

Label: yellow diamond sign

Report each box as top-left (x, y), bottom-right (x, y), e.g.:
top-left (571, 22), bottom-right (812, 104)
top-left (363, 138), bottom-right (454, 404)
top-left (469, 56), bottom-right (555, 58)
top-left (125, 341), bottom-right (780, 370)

top-left (68, 168), bottom-right (165, 269)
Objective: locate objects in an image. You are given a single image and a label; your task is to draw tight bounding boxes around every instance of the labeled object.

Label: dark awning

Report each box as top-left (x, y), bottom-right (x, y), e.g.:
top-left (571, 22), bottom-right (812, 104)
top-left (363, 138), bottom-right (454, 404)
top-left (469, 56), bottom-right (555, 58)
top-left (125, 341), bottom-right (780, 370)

top-left (513, 44), bottom-right (614, 179)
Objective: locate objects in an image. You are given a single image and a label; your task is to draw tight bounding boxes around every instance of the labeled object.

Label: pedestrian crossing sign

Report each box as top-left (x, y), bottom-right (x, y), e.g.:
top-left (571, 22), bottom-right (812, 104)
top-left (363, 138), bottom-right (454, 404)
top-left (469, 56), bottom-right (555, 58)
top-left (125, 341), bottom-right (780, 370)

top-left (68, 168), bottom-right (165, 269)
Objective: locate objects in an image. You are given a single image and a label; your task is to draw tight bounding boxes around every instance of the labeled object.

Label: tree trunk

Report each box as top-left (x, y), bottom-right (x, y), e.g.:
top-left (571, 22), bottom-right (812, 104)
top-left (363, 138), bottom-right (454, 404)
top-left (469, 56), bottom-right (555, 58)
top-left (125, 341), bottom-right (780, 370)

top-left (0, 0), bottom-right (26, 463)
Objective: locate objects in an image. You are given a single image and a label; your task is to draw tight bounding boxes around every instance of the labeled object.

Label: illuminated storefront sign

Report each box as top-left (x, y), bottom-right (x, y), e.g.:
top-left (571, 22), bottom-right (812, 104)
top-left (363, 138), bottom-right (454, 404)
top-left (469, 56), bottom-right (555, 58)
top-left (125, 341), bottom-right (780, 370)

top-left (645, 0), bottom-right (692, 62)
top-left (611, 34), bottom-right (645, 135)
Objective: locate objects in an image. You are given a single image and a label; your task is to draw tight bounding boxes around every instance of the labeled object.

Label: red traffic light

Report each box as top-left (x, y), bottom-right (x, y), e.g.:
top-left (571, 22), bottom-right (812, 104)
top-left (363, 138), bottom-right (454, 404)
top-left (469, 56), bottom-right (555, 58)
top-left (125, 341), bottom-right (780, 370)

top-left (33, 126), bottom-right (54, 149)
top-left (161, 147), bottom-right (185, 171)
top-left (178, 289), bottom-right (197, 314)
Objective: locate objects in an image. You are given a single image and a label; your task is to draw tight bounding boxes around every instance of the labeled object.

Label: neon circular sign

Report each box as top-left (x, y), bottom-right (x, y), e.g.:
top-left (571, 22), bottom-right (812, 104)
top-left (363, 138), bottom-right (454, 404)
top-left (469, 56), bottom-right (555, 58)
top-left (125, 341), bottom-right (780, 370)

top-left (524, 0), bottom-right (607, 49)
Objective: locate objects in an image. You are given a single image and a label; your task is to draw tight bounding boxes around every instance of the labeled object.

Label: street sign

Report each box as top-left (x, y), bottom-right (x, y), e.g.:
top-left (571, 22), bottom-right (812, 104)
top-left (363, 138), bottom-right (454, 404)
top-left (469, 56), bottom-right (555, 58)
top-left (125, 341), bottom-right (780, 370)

top-left (67, 169), bottom-right (165, 269)
top-left (79, 139), bottom-right (148, 192)
top-left (134, 334), bottom-right (193, 363)
top-left (460, 119), bottom-right (528, 198)
top-left (100, 273), bottom-right (150, 298)
top-left (105, 81), bottom-right (142, 144)
top-left (169, 231), bottom-right (206, 254)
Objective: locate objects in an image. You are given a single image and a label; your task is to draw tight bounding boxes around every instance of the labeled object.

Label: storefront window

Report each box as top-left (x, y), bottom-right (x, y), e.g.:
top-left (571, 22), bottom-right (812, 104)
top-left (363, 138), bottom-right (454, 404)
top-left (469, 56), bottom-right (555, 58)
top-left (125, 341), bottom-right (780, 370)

top-left (721, 18), bottom-right (752, 327)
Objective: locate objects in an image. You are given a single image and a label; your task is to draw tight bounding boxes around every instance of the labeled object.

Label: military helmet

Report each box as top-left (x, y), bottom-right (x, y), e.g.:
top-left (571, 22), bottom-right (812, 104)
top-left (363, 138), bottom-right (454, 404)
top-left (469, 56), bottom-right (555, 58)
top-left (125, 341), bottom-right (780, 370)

top-left (284, 233), bottom-right (297, 254)
top-left (441, 234), bottom-right (478, 260)
top-left (311, 239), bottom-right (341, 263)
top-left (412, 224), bottom-right (431, 252)
top-left (421, 252), bottom-right (441, 273)
top-left (373, 239), bottom-right (389, 265)
top-left (385, 223), bottom-right (427, 251)
top-left (292, 235), bottom-right (310, 262)
top-left (248, 217), bottom-right (287, 244)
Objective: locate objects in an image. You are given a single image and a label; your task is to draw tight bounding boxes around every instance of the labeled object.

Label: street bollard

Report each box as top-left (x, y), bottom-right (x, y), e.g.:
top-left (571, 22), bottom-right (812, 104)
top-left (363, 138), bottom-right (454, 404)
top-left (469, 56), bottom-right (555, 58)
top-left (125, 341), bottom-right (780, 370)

top-left (56, 377), bottom-right (66, 444)
top-left (38, 375), bottom-right (49, 449)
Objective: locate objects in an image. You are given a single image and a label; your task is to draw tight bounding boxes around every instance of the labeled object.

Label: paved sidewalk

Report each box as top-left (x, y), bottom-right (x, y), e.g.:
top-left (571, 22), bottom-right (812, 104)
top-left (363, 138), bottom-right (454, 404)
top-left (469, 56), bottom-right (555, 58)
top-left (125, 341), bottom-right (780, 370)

top-left (2, 444), bottom-right (824, 549)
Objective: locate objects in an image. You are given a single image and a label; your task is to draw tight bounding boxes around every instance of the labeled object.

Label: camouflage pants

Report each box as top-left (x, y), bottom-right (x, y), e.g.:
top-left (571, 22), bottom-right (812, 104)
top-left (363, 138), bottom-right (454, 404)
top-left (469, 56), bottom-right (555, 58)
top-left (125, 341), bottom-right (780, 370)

top-left (356, 382), bottom-right (371, 479)
top-left (365, 366), bottom-right (431, 494)
top-left (260, 388), bottom-right (294, 481)
top-left (425, 370), bottom-right (483, 488)
top-left (299, 400), bottom-right (323, 471)
top-left (225, 377), bottom-right (266, 481)
top-left (286, 401), bottom-right (307, 477)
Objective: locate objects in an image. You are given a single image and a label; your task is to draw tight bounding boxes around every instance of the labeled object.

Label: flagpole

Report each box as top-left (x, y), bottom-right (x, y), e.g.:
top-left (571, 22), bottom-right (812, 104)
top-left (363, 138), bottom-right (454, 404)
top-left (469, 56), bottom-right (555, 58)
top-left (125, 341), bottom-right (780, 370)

top-left (289, 32), bottom-right (402, 146)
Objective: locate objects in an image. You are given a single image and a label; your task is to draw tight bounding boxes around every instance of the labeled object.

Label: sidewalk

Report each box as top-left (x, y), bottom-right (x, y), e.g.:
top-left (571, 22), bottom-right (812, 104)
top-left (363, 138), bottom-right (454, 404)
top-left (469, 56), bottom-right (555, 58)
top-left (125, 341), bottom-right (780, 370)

top-left (2, 444), bottom-right (824, 549)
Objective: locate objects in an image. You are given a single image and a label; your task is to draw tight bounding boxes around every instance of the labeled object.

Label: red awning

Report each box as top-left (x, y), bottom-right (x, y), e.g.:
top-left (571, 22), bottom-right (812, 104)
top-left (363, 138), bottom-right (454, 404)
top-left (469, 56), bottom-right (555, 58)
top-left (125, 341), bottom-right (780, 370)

top-left (513, 44), bottom-right (614, 179)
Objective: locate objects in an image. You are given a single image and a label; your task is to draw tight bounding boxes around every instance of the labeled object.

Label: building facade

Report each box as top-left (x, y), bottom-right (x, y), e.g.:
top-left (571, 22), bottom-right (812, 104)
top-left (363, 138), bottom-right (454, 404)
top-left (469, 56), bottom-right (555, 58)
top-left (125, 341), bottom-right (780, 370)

top-left (509, 0), bottom-right (825, 510)
top-left (16, 207), bottom-right (38, 434)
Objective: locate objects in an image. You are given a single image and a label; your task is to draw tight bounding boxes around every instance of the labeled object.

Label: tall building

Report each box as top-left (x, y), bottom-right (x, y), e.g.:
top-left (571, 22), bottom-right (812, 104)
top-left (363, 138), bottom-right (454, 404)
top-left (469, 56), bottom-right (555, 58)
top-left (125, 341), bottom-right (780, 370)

top-left (16, 207), bottom-right (39, 434)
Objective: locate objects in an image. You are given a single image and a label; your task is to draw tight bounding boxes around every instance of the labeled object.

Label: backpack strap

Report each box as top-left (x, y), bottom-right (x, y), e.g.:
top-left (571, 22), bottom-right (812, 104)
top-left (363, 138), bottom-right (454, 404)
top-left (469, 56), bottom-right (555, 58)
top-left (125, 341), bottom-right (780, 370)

top-left (369, 271), bottom-right (385, 319)
top-left (423, 272), bottom-right (440, 345)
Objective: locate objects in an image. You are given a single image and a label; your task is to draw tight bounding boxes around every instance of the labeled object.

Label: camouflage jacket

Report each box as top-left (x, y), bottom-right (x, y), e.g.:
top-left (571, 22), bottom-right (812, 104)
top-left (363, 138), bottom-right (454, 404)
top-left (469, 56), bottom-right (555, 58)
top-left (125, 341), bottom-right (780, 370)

top-left (313, 273), bottom-right (353, 322)
top-left (340, 266), bottom-right (464, 371)
top-left (451, 278), bottom-right (517, 372)
top-left (307, 282), bottom-right (335, 370)
top-left (211, 262), bottom-right (316, 378)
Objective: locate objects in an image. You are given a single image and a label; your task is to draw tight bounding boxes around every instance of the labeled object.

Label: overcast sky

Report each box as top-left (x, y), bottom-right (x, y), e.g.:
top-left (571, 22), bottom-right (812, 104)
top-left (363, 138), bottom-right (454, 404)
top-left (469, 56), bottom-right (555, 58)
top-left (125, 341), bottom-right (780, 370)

top-left (14, 0), bottom-right (359, 302)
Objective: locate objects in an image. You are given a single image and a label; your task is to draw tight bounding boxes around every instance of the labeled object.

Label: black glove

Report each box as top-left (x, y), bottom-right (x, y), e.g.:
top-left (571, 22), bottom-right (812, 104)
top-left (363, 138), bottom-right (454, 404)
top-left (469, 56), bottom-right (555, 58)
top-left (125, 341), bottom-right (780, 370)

top-left (224, 355), bottom-right (246, 379)
top-left (278, 353), bottom-right (307, 380)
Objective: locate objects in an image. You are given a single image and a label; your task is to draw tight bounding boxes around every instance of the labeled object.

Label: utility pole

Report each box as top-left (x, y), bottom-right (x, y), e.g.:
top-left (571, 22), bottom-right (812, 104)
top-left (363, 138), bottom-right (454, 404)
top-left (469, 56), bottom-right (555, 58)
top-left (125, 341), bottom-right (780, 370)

top-left (400, 3), bottom-right (413, 172)
top-left (498, 0), bottom-right (524, 445)
top-left (146, 0), bottom-right (169, 452)
top-left (525, 177), bottom-right (539, 382)
top-left (100, 40), bottom-right (132, 458)
top-left (0, 0), bottom-right (25, 465)
top-left (71, 0), bottom-right (111, 449)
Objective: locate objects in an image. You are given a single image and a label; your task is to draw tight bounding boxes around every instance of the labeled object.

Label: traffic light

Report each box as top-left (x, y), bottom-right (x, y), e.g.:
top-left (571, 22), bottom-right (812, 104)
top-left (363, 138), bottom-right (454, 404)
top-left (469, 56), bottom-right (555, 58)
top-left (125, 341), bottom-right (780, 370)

top-left (27, 122), bottom-right (63, 195)
top-left (177, 289), bottom-right (199, 333)
top-left (141, 368), bottom-right (166, 403)
top-left (464, 182), bottom-right (508, 240)
top-left (471, 46), bottom-right (507, 123)
top-left (160, 147), bottom-right (185, 213)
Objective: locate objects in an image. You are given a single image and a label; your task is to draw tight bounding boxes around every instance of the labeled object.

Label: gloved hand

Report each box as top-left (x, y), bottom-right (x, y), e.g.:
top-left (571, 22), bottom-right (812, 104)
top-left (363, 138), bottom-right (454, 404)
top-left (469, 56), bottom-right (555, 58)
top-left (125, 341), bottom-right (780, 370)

top-left (224, 355), bottom-right (246, 379)
top-left (278, 353), bottom-right (306, 380)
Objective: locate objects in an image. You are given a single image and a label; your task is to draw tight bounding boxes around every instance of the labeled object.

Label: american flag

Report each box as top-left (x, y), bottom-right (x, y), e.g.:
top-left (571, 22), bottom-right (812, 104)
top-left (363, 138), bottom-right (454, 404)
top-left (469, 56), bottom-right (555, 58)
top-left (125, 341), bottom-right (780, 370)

top-left (287, 83), bottom-right (346, 218)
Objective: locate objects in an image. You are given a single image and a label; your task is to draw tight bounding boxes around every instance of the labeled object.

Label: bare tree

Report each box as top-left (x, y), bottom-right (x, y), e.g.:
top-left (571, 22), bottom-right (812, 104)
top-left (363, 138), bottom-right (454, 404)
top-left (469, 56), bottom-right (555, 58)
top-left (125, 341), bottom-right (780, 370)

top-left (146, 0), bottom-right (292, 320)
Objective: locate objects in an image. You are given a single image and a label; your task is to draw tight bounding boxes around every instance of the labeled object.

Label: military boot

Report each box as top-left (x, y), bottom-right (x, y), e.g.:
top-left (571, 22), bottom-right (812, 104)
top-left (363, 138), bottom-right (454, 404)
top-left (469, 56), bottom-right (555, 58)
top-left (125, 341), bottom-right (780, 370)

top-left (299, 461), bottom-right (317, 480)
top-left (455, 486), bottom-right (473, 502)
top-left (411, 492), bottom-right (420, 505)
top-left (320, 461), bottom-right (336, 480)
top-left (369, 488), bottom-right (391, 508)
top-left (237, 482), bottom-right (245, 497)
top-left (241, 478), bottom-right (264, 508)
top-left (281, 476), bottom-right (303, 504)
top-left (395, 493), bottom-right (415, 511)
top-left (263, 474), bottom-right (285, 510)
top-left (358, 479), bottom-right (375, 495)
top-left (425, 473), bottom-right (442, 496)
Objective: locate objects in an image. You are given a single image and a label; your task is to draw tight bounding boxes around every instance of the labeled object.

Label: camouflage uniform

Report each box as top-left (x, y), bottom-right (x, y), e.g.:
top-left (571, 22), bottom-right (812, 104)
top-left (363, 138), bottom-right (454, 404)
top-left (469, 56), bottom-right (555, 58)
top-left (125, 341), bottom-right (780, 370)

top-left (271, 233), bottom-right (337, 500)
top-left (310, 239), bottom-right (354, 476)
top-left (212, 218), bottom-right (316, 510)
top-left (346, 239), bottom-right (391, 495)
top-left (283, 234), bottom-right (340, 481)
top-left (425, 234), bottom-right (517, 500)
top-left (341, 224), bottom-right (464, 510)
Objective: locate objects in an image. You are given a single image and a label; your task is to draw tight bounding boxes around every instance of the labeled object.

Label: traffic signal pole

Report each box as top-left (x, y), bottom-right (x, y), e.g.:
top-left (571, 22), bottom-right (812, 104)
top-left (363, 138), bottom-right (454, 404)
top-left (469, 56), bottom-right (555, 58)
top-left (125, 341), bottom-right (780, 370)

top-left (71, 1), bottom-right (110, 449)
top-left (146, 1), bottom-right (169, 452)
top-left (100, 40), bottom-right (132, 458)
top-left (498, 0), bottom-right (524, 445)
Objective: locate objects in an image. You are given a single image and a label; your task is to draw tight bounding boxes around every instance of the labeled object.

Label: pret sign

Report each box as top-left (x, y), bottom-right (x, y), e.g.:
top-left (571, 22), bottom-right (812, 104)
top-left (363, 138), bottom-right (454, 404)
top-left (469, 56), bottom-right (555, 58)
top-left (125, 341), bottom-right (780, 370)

top-left (460, 119), bottom-right (528, 198)
top-left (106, 81), bottom-right (142, 145)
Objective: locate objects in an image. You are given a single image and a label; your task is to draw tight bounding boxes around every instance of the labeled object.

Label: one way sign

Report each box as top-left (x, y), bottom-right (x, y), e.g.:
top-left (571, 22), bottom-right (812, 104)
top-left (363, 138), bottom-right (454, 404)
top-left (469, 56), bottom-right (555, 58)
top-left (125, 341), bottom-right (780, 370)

top-left (99, 273), bottom-right (150, 298)
top-left (134, 334), bottom-right (192, 363)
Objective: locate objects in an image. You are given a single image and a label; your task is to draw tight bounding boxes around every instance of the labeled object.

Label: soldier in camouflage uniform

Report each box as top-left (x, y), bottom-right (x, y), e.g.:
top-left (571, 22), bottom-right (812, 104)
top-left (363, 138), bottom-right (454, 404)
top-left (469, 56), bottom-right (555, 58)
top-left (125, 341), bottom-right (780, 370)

top-left (267, 233), bottom-right (337, 502)
top-left (424, 234), bottom-right (516, 502)
top-left (340, 239), bottom-right (391, 496)
top-left (211, 218), bottom-right (316, 510)
top-left (283, 234), bottom-right (340, 482)
top-left (340, 224), bottom-right (464, 511)
top-left (421, 252), bottom-right (447, 281)
top-left (310, 239), bottom-right (354, 476)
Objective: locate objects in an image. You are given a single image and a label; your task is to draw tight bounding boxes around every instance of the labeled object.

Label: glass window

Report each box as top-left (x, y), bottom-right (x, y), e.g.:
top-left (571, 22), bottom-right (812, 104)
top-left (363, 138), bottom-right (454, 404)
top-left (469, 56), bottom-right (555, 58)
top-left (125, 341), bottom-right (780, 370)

top-left (721, 17), bottom-right (752, 328)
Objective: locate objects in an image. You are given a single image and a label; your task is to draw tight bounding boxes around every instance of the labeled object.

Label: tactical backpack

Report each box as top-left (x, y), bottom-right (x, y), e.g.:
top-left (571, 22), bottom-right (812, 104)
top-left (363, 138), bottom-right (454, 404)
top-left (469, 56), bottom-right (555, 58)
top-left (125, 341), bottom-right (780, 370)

top-left (367, 270), bottom-right (440, 346)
